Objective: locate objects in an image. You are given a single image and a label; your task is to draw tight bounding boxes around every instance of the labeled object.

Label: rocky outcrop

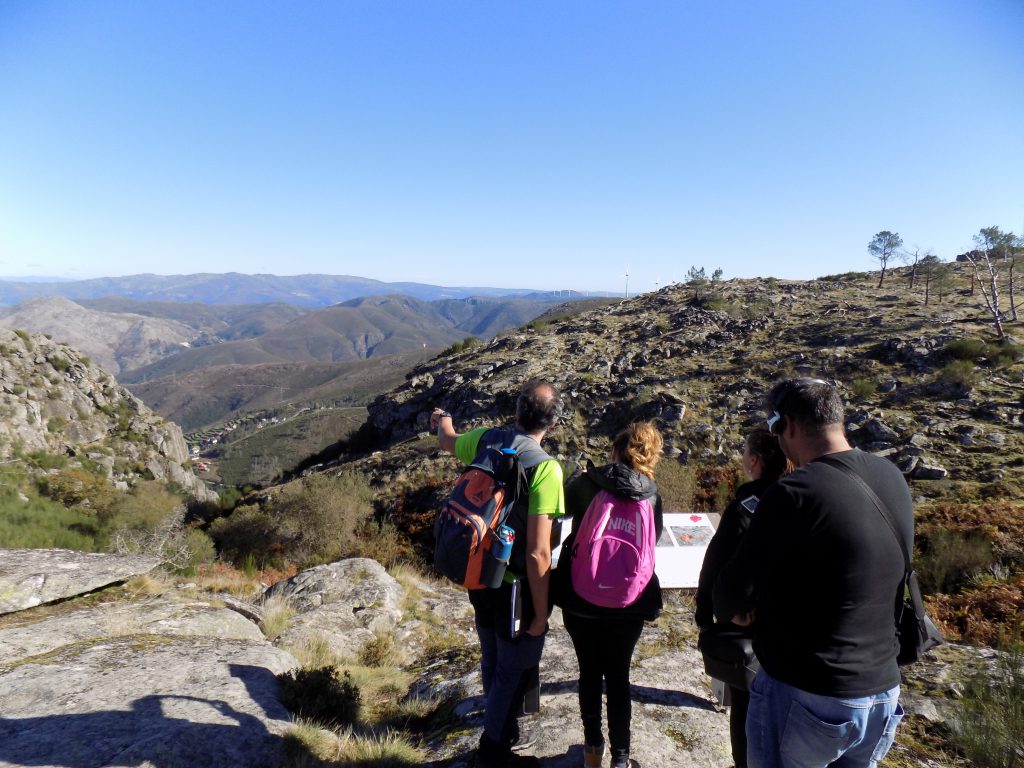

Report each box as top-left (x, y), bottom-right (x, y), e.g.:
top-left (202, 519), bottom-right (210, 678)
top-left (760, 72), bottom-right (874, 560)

top-left (265, 558), bottom-right (404, 660)
top-left (0, 329), bottom-right (215, 501)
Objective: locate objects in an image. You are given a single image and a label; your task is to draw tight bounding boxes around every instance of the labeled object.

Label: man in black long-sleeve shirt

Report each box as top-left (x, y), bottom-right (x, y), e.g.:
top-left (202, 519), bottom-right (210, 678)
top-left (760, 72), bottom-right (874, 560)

top-left (714, 378), bottom-right (909, 768)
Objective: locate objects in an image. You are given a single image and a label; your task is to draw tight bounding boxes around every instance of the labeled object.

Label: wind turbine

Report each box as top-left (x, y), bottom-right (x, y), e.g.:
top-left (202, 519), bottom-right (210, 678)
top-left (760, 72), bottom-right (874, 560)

top-left (623, 264), bottom-right (630, 299)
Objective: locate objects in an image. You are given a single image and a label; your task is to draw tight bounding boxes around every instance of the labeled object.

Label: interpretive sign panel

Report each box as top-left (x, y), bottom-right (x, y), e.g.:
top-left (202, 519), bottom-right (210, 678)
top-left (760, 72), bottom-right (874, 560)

top-left (551, 511), bottom-right (716, 589)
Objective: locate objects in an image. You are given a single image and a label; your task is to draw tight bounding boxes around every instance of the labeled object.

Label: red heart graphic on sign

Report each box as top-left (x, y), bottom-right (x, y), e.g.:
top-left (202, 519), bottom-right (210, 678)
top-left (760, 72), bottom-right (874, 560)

top-left (690, 515), bottom-right (702, 523)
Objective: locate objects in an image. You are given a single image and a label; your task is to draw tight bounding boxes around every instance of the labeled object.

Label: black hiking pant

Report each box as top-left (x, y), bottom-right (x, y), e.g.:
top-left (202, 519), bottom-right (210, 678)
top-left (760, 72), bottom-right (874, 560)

top-left (563, 612), bottom-right (644, 763)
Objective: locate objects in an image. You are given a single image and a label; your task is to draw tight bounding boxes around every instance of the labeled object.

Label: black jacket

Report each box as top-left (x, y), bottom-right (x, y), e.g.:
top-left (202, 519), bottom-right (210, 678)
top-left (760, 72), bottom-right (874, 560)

top-left (694, 477), bottom-right (776, 630)
top-left (713, 450), bottom-right (912, 697)
top-left (553, 461), bottom-right (664, 621)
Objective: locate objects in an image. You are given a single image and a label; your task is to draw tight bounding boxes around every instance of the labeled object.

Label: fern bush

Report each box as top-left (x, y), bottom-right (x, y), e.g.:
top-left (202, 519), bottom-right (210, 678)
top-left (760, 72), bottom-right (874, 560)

top-left (916, 528), bottom-right (996, 595)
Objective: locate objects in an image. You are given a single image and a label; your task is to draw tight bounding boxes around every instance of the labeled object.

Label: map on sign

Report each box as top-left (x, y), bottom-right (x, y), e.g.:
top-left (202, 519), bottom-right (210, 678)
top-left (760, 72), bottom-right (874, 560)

top-left (551, 511), bottom-right (717, 589)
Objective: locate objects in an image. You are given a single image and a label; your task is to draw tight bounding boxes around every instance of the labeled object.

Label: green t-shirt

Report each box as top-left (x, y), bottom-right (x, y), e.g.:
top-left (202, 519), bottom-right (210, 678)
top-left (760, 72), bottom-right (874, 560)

top-left (454, 427), bottom-right (565, 518)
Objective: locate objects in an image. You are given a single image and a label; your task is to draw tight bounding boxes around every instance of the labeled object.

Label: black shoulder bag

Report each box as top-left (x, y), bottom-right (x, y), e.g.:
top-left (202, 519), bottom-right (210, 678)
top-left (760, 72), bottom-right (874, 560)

top-left (819, 457), bottom-right (943, 666)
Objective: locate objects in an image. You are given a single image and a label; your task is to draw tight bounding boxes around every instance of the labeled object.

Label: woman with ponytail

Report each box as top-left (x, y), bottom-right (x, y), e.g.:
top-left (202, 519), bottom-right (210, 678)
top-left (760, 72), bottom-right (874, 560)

top-left (556, 421), bottom-right (665, 768)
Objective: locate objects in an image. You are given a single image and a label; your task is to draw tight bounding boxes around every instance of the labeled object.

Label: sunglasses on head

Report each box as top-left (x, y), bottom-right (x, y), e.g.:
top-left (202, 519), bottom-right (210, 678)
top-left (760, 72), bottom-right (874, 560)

top-left (766, 410), bottom-right (785, 435)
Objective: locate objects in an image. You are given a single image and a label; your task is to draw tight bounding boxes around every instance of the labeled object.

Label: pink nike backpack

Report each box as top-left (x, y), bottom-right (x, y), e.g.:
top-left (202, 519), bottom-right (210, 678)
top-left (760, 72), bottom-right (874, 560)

top-left (570, 489), bottom-right (656, 608)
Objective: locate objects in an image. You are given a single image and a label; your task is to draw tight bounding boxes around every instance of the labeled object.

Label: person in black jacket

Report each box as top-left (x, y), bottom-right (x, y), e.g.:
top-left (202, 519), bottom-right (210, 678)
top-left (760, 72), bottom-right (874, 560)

top-left (554, 421), bottom-right (664, 768)
top-left (714, 378), bottom-right (911, 768)
top-left (695, 428), bottom-right (789, 768)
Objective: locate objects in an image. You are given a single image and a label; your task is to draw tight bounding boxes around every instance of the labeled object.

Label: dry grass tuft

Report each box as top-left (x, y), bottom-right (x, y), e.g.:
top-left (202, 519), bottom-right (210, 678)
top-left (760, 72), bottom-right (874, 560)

top-left (259, 594), bottom-right (296, 640)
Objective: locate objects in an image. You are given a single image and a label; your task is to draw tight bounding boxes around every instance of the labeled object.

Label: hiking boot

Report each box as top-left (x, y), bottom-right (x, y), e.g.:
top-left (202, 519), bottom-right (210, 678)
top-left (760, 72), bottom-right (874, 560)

top-left (583, 743), bottom-right (605, 768)
top-left (510, 718), bottom-right (538, 752)
top-left (609, 758), bottom-right (639, 768)
top-left (474, 734), bottom-right (540, 768)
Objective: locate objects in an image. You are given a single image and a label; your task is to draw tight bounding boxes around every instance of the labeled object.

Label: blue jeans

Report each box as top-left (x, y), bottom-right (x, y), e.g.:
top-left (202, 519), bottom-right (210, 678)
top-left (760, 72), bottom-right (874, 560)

top-left (747, 670), bottom-right (904, 768)
top-left (475, 616), bottom-right (546, 747)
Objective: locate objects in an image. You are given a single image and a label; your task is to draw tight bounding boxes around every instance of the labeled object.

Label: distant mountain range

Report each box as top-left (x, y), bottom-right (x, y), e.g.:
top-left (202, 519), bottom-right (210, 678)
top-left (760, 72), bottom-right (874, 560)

top-left (0, 293), bottom-right (567, 377)
top-left (0, 273), bottom-right (573, 307)
top-left (0, 291), bottom-right (583, 428)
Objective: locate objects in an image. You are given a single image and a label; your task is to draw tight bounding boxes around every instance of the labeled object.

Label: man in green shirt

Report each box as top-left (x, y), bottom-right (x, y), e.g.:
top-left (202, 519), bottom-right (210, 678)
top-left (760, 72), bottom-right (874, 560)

top-left (430, 379), bottom-right (565, 768)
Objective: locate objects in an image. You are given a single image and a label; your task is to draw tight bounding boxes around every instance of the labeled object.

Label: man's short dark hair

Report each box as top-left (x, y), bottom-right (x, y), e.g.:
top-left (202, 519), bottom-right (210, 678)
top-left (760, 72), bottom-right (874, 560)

top-left (766, 378), bottom-right (844, 434)
top-left (516, 379), bottom-right (563, 432)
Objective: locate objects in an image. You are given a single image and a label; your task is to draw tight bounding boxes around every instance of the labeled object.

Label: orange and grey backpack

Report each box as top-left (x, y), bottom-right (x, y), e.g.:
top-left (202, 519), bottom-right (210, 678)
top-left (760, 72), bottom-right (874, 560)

top-left (433, 428), bottom-right (550, 589)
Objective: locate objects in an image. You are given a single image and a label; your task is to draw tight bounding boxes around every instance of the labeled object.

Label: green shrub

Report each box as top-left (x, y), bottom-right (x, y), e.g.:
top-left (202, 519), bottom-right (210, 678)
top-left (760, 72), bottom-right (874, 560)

top-left (47, 416), bottom-right (68, 433)
top-left (850, 376), bottom-right (876, 400)
top-left (27, 450), bottom-right (68, 470)
top-left (37, 467), bottom-right (114, 510)
top-left (48, 355), bottom-right (71, 372)
top-left (944, 338), bottom-right (988, 361)
top-left (359, 631), bottom-right (399, 668)
top-left (954, 640), bottom-right (1024, 768)
top-left (209, 504), bottom-right (277, 566)
top-left (267, 471), bottom-right (375, 567)
top-left (13, 329), bottom-right (31, 344)
top-left (276, 667), bottom-right (361, 728)
top-left (945, 338), bottom-right (1023, 367)
top-left (916, 528), bottom-right (996, 595)
top-left (185, 528), bottom-right (217, 567)
top-left (991, 340), bottom-right (1023, 366)
top-left (938, 360), bottom-right (978, 390)
top-left (351, 520), bottom-right (415, 568)
top-left (0, 485), bottom-right (100, 550)
top-left (10, 384), bottom-right (26, 395)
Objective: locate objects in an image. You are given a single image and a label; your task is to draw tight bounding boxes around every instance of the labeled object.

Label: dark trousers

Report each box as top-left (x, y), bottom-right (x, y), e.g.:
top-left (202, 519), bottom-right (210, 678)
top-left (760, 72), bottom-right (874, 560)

top-left (563, 612), bottom-right (644, 762)
top-left (470, 584), bottom-right (545, 751)
top-left (730, 684), bottom-right (750, 768)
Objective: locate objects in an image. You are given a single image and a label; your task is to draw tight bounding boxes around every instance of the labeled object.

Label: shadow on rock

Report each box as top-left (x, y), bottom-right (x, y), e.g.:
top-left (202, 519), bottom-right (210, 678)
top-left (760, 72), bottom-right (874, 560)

top-left (0, 689), bottom-right (311, 768)
top-left (540, 679), bottom-right (716, 711)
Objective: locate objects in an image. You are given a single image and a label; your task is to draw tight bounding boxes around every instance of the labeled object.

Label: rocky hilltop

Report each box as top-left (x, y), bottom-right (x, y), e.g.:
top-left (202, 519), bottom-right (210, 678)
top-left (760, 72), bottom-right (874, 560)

top-left (0, 328), bottom-right (214, 501)
top-left (351, 274), bottom-right (1022, 501)
top-left (0, 296), bottom-right (199, 375)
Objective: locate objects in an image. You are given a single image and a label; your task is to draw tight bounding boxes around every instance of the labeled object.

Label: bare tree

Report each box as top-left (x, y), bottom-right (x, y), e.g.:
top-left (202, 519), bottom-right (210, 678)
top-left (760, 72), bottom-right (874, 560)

top-left (903, 246), bottom-right (933, 290)
top-left (964, 226), bottom-right (1015, 340)
top-left (868, 231), bottom-right (904, 288)
top-left (916, 254), bottom-right (943, 305)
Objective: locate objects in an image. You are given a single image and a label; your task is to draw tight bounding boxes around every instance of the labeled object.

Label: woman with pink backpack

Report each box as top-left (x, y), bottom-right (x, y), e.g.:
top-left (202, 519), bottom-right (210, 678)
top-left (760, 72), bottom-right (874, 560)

top-left (553, 421), bottom-right (664, 768)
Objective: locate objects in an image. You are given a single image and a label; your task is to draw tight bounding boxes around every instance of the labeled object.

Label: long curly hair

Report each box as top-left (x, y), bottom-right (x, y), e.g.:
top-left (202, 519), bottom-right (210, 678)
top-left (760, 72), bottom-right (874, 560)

top-left (613, 420), bottom-right (664, 479)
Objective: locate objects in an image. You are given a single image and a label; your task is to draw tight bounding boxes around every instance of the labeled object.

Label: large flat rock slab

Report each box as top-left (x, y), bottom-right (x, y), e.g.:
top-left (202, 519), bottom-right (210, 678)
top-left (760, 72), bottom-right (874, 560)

top-left (0, 549), bottom-right (159, 615)
top-left (0, 596), bottom-right (265, 664)
top-left (0, 635), bottom-right (297, 768)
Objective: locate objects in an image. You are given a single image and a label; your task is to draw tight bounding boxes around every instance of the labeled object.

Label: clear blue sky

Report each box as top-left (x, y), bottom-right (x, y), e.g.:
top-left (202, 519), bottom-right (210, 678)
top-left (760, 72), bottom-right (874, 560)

top-left (1, 1), bottom-right (1022, 293)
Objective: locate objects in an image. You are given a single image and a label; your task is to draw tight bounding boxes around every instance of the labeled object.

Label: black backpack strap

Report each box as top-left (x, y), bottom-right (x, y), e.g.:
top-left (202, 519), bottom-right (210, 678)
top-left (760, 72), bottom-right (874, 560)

top-left (816, 455), bottom-right (911, 571)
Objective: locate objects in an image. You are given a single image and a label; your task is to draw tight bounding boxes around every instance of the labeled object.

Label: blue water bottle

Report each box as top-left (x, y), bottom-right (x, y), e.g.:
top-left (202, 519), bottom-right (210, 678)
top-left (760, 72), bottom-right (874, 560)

top-left (482, 524), bottom-right (515, 589)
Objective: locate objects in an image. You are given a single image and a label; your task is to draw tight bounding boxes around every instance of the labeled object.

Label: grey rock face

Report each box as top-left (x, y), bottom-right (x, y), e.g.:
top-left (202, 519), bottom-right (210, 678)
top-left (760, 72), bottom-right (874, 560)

top-left (913, 460), bottom-right (949, 480)
top-left (0, 550), bottom-right (300, 768)
top-left (862, 418), bottom-right (901, 443)
top-left (266, 558), bottom-right (404, 660)
top-left (0, 549), bottom-right (160, 616)
top-left (0, 329), bottom-right (215, 502)
top-left (0, 636), bottom-right (295, 768)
